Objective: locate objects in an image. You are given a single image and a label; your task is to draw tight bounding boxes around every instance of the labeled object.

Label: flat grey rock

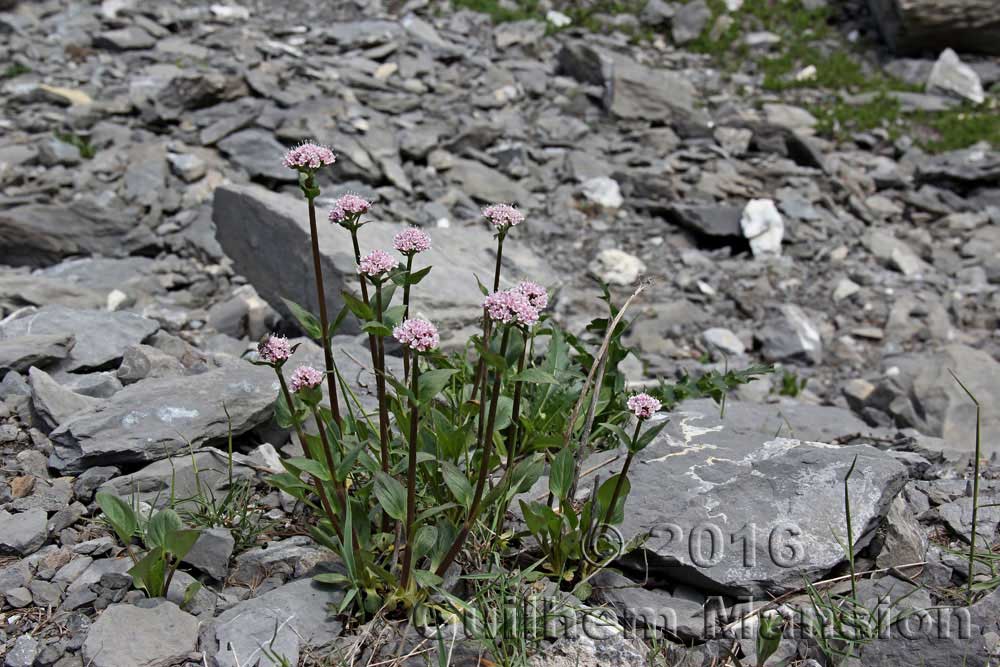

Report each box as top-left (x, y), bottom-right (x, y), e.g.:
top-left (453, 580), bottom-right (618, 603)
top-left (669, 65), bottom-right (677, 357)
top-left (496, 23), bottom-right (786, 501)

top-left (218, 129), bottom-right (296, 182)
top-left (82, 600), bottom-right (199, 667)
top-left (586, 399), bottom-right (907, 595)
top-left (203, 577), bottom-right (343, 667)
top-left (0, 334), bottom-right (74, 373)
top-left (605, 55), bottom-right (698, 122)
top-left (0, 509), bottom-right (49, 556)
top-left (0, 306), bottom-right (159, 372)
top-left (29, 367), bottom-right (102, 430)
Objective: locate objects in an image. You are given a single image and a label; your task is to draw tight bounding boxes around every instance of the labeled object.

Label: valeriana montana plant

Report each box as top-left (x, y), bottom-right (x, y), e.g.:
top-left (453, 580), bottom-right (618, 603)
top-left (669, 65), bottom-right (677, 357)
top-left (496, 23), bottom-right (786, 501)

top-left (254, 142), bottom-right (769, 621)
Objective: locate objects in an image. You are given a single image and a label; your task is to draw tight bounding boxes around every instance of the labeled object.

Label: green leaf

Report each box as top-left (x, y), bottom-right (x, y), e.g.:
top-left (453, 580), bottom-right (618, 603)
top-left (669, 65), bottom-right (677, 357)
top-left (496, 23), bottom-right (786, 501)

top-left (510, 454), bottom-right (545, 494)
top-left (409, 265), bottom-right (432, 285)
top-left (383, 304), bottom-right (407, 328)
top-left (342, 290), bottom-right (373, 321)
top-left (362, 321), bottom-right (393, 337)
top-left (163, 529), bottom-right (201, 559)
top-left (146, 509), bottom-right (184, 550)
top-left (512, 368), bottom-right (559, 384)
top-left (274, 390), bottom-right (302, 429)
top-left (599, 423), bottom-right (633, 450)
top-left (373, 472), bottom-right (406, 521)
top-left (548, 447), bottom-right (574, 501)
top-left (284, 456), bottom-right (332, 482)
top-left (182, 581), bottom-right (202, 607)
top-left (634, 420), bottom-right (669, 452)
top-left (282, 298), bottom-right (323, 340)
top-left (440, 461), bottom-right (473, 509)
top-left (596, 475), bottom-right (630, 525)
top-left (313, 572), bottom-right (351, 585)
top-left (418, 369), bottom-right (458, 404)
top-left (96, 492), bottom-right (138, 546)
top-left (413, 525), bottom-right (438, 563)
top-left (129, 548), bottom-right (167, 597)
top-left (413, 570), bottom-right (443, 587)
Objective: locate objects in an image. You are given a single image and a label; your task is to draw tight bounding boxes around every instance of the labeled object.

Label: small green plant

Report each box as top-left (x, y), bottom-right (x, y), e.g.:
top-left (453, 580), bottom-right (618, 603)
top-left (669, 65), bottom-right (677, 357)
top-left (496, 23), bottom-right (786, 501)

top-left (54, 131), bottom-right (96, 159)
top-left (777, 369), bottom-right (807, 398)
top-left (2, 63), bottom-right (30, 79)
top-left (756, 611), bottom-right (785, 666)
top-left (96, 492), bottom-right (201, 598)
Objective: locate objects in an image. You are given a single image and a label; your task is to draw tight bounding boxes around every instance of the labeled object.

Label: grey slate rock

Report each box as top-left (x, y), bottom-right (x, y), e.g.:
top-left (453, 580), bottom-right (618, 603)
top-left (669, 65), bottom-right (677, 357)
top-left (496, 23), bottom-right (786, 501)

top-left (29, 367), bottom-right (102, 431)
top-left (4, 635), bottom-right (38, 667)
top-left (82, 600), bottom-right (199, 667)
top-left (915, 146), bottom-right (1000, 190)
top-left (663, 204), bottom-right (744, 240)
top-left (0, 509), bottom-right (49, 556)
top-left (0, 334), bottom-right (74, 373)
top-left (182, 528), bottom-right (235, 580)
top-left (755, 304), bottom-right (823, 365)
top-left (93, 26), bottom-right (156, 50)
top-left (218, 129), bottom-right (296, 182)
top-left (585, 399), bottom-right (907, 595)
top-left (203, 577), bottom-right (344, 667)
top-left (0, 306), bottom-right (159, 373)
top-left (672, 0), bottom-right (711, 44)
top-left (605, 55), bottom-right (697, 122)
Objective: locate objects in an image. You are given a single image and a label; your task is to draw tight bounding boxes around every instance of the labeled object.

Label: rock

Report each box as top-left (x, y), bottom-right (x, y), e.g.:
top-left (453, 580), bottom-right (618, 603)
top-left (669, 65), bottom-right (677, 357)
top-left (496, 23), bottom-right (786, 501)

top-left (0, 306), bottom-right (159, 373)
top-left (702, 328), bottom-right (745, 356)
top-left (444, 158), bottom-right (530, 203)
top-left (93, 26), bottom-right (156, 50)
top-left (589, 249), bottom-right (645, 286)
top-left (556, 43), bottom-right (607, 86)
top-left (203, 577), bottom-right (343, 667)
top-left (0, 334), bottom-right (74, 373)
top-left (876, 494), bottom-right (928, 569)
top-left (863, 229), bottom-right (928, 276)
top-left (28, 367), bottom-right (102, 430)
top-left (212, 185), bottom-right (555, 339)
top-left (605, 55), bottom-right (697, 122)
top-left (885, 345), bottom-right (1000, 459)
top-left (230, 536), bottom-right (336, 586)
top-left (82, 600), bottom-right (199, 667)
top-left (641, 0), bottom-right (675, 26)
top-left (763, 103), bottom-right (817, 130)
top-left (546, 10), bottom-right (572, 28)
top-left (672, 0), bottom-right (711, 44)
top-left (931, 494), bottom-right (1000, 544)
top-left (756, 304), bottom-right (822, 365)
top-left (580, 177), bottom-right (624, 209)
top-left (494, 20), bottom-right (546, 49)
top-left (590, 570), bottom-right (707, 640)
top-left (664, 204), bottom-right (744, 241)
top-left (740, 199), bottom-right (784, 257)
top-left (167, 152), bottom-right (207, 183)
top-left (527, 628), bottom-right (648, 667)
top-left (0, 509), bottom-right (48, 556)
top-left (586, 399), bottom-right (906, 595)
top-left (927, 48), bottom-right (985, 104)
top-left (182, 528), bottom-right (235, 580)
top-left (0, 204), bottom-right (157, 268)
top-left (4, 635), bottom-right (38, 667)
top-left (116, 344), bottom-right (187, 385)
top-left (866, 0), bottom-right (1000, 56)
top-left (218, 129), bottom-right (296, 182)
top-left (915, 146), bottom-right (1000, 190)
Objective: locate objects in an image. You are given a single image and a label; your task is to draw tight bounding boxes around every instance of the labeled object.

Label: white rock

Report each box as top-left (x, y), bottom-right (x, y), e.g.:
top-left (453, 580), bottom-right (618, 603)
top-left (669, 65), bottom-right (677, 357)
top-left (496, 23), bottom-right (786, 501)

top-left (763, 103), bottom-right (817, 130)
top-left (740, 199), bottom-right (784, 257)
top-left (210, 4), bottom-right (250, 20)
top-left (702, 328), bottom-right (745, 356)
top-left (580, 177), bottom-right (624, 209)
top-left (724, 0), bottom-right (743, 10)
top-left (589, 249), bottom-right (645, 286)
top-left (546, 10), bottom-right (572, 28)
top-left (795, 65), bottom-right (817, 81)
top-left (106, 289), bottom-right (129, 311)
top-left (927, 48), bottom-right (984, 105)
top-left (833, 278), bottom-right (860, 301)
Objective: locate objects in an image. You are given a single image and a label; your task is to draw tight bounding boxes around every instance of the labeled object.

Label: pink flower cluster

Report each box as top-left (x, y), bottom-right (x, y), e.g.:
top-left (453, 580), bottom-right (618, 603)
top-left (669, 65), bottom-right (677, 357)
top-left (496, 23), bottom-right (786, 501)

top-left (282, 142), bottom-right (335, 171)
top-left (484, 288), bottom-right (539, 326)
top-left (482, 203), bottom-right (524, 229)
top-left (289, 365), bottom-right (324, 393)
top-left (393, 318), bottom-right (440, 352)
top-left (258, 334), bottom-right (291, 364)
top-left (516, 281), bottom-right (548, 310)
top-left (358, 249), bottom-right (398, 277)
top-left (627, 393), bottom-right (661, 420)
top-left (328, 193), bottom-right (372, 225)
top-left (393, 228), bottom-right (432, 255)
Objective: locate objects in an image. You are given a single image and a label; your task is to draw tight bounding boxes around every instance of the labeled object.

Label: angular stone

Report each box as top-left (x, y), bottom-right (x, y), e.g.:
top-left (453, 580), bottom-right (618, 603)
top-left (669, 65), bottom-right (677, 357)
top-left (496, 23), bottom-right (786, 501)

top-left (230, 536), bottom-right (337, 587)
top-left (181, 527), bottom-right (235, 580)
top-left (93, 26), bottom-right (156, 50)
top-left (0, 204), bottom-right (157, 268)
top-left (29, 367), bottom-right (102, 431)
top-left (915, 146), bottom-right (1000, 189)
top-left (740, 199), bottom-right (784, 257)
top-left (756, 304), bottom-right (823, 365)
top-left (867, 0), bottom-right (1000, 56)
top-left (663, 204), bottom-right (744, 240)
top-left (4, 635), bottom-right (38, 667)
top-left (588, 399), bottom-right (907, 595)
top-left (82, 600), bottom-right (199, 667)
top-left (0, 334), bottom-right (74, 373)
top-left (702, 328), bottom-right (745, 356)
top-left (0, 306), bottom-right (159, 372)
top-left (605, 55), bottom-right (697, 122)
top-left (589, 249), bottom-right (645, 286)
top-left (116, 344), bottom-right (187, 385)
top-left (218, 129), bottom-right (296, 182)
top-left (927, 48), bottom-right (985, 104)
top-left (0, 509), bottom-right (48, 556)
top-left (876, 494), bottom-right (928, 569)
top-left (444, 157), bottom-right (530, 203)
top-left (203, 578), bottom-right (343, 667)
top-left (672, 0), bottom-right (711, 44)
top-left (212, 185), bottom-right (555, 340)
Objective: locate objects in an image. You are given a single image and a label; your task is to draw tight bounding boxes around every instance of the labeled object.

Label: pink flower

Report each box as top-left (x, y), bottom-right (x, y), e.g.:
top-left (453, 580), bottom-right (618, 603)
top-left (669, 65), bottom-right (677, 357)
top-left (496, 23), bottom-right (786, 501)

top-left (516, 281), bottom-right (548, 310)
top-left (393, 228), bottom-right (432, 255)
top-left (258, 334), bottom-right (291, 364)
top-left (482, 203), bottom-right (524, 229)
top-left (393, 318), bottom-right (440, 352)
top-left (289, 365), bottom-right (324, 392)
top-left (282, 142), bottom-right (336, 171)
top-left (484, 289), bottom-right (539, 327)
top-left (328, 193), bottom-right (372, 225)
top-left (627, 393), bottom-right (661, 420)
top-left (358, 249), bottom-right (398, 277)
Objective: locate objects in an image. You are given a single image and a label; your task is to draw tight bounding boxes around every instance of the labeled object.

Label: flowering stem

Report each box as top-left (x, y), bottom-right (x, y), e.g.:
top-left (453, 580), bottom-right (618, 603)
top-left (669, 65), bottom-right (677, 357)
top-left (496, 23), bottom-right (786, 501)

top-left (490, 333), bottom-right (528, 537)
top-left (400, 355), bottom-right (421, 590)
top-left (470, 228), bottom-right (507, 406)
top-left (402, 254), bottom-right (414, 383)
top-left (275, 369), bottom-right (341, 540)
top-left (373, 282), bottom-right (392, 477)
top-left (305, 193), bottom-right (342, 428)
top-left (349, 228), bottom-right (382, 403)
top-left (599, 421), bottom-right (642, 539)
top-left (492, 230), bottom-right (506, 292)
top-left (310, 405), bottom-right (350, 533)
top-left (436, 325), bottom-right (511, 577)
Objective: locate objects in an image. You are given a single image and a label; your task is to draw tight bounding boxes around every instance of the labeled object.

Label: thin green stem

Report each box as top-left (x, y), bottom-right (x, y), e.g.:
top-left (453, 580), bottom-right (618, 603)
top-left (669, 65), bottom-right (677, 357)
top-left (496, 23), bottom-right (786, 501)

top-left (844, 455), bottom-right (858, 603)
top-left (400, 355), bottom-right (421, 590)
top-left (402, 253), bottom-right (414, 383)
top-left (305, 194), bottom-right (341, 427)
top-left (436, 326), bottom-right (511, 576)
top-left (373, 281), bottom-right (391, 478)
top-left (600, 421), bottom-right (642, 536)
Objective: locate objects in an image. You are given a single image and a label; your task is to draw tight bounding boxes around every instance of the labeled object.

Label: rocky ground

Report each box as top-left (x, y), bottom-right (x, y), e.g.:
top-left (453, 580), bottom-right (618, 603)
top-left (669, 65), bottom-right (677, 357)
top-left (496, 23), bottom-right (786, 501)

top-left (1, 0), bottom-right (1000, 665)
